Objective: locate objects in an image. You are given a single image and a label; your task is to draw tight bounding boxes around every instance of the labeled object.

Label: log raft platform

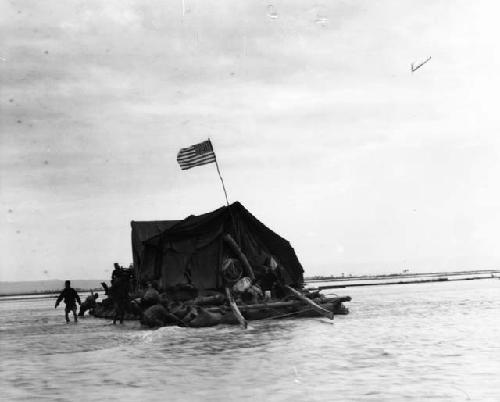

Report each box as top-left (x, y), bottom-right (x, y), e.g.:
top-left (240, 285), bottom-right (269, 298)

top-left (91, 293), bottom-right (351, 325)
top-left (223, 295), bottom-right (351, 321)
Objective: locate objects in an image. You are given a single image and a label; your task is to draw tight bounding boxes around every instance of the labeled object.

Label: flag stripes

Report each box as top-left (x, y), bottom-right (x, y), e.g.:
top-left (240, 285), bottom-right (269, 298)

top-left (177, 140), bottom-right (216, 170)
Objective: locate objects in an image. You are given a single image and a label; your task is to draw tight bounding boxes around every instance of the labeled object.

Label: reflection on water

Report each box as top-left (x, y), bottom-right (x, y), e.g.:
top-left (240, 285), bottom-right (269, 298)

top-left (1, 281), bottom-right (499, 401)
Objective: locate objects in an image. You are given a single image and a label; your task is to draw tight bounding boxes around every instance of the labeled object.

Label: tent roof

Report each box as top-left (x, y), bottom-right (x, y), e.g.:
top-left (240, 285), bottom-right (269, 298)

top-left (131, 220), bottom-right (180, 242)
top-left (139, 202), bottom-right (304, 285)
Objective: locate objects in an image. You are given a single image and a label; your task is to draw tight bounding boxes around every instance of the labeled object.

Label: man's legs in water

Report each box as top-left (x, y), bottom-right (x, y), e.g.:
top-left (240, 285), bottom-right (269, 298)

top-left (113, 302), bottom-right (119, 324)
top-left (113, 302), bottom-right (125, 324)
top-left (65, 305), bottom-right (78, 323)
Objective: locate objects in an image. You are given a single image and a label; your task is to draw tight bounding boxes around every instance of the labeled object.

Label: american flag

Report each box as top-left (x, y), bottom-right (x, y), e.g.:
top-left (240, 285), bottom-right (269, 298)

top-left (176, 140), bottom-right (216, 170)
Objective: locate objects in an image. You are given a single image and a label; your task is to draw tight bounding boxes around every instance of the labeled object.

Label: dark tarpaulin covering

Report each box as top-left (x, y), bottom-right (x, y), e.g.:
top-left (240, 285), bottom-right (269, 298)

top-left (130, 220), bottom-right (180, 283)
top-left (132, 202), bottom-right (304, 290)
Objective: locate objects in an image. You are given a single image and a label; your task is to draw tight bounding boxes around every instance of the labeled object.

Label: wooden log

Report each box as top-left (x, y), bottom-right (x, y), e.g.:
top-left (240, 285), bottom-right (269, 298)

top-left (235, 296), bottom-right (351, 311)
top-left (285, 285), bottom-right (334, 320)
top-left (223, 234), bottom-right (255, 280)
top-left (225, 288), bottom-right (247, 329)
top-left (238, 300), bottom-right (302, 310)
top-left (327, 296), bottom-right (352, 303)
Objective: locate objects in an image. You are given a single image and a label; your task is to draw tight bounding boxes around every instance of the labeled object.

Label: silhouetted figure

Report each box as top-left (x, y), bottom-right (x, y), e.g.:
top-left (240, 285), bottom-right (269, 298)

top-left (100, 263), bottom-right (134, 324)
top-left (55, 280), bottom-right (81, 323)
top-left (109, 276), bottom-right (130, 324)
top-left (78, 292), bottom-right (99, 317)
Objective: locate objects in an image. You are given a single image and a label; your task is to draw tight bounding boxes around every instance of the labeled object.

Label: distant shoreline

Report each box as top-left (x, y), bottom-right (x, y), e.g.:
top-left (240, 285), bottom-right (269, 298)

top-left (0, 279), bottom-right (105, 297)
top-left (305, 269), bottom-right (499, 282)
top-left (0, 287), bottom-right (102, 298)
top-left (309, 276), bottom-right (498, 291)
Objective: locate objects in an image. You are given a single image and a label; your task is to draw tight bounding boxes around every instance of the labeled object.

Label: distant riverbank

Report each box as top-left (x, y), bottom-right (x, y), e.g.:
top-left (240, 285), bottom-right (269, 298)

top-left (0, 279), bottom-right (104, 298)
top-left (305, 269), bottom-right (499, 290)
top-left (305, 269), bottom-right (499, 282)
top-left (0, 289), bottom-right (102, 301)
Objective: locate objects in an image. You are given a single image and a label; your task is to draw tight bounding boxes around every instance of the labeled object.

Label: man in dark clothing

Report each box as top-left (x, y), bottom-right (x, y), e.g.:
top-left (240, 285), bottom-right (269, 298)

top-left (110, 276), bottom-right (129, 324)
top-left (55, 280), bottom-right (81, 323)
top-left (102, 276), bottom-right (130, 324)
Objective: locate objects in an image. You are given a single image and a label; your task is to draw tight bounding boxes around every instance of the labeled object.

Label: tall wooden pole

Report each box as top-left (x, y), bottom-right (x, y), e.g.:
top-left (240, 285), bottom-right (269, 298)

top-left (223, 234), bottom-right (255, 280)
top-left (215, 158), bottom-right (230, 207)
top-left (209, 138), bottom-right (230, 207)
top-left (209, 138), bottom-right (242, 263)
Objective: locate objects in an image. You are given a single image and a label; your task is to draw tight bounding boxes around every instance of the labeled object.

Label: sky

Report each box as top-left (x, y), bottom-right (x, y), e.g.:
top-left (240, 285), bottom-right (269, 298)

top-left (1, 0), bottom-right (500, 281)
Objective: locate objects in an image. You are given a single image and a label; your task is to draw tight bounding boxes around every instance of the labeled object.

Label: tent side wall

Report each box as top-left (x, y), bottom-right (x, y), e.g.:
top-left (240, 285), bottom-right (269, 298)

top-left (135, 202), bottom-right (305, 290)
top-left (234, 205), bottom-right (304, 285)
top-left (159, 237), bottom-right (223, 290)
top-left (131, 220), bottom-right (180, 287)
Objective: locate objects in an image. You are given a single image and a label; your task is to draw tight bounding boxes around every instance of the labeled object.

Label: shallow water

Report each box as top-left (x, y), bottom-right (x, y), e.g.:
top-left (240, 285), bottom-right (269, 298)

top-left (1, 280), bottom-right (499, 401)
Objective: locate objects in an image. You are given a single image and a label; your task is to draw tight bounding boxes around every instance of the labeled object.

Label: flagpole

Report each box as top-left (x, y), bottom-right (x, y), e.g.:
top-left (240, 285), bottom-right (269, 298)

top-left (215, 159), bottom-right (230, 207)
top-left (209, 138), bottom-right (230, 207)
top-left (209, 138), bottom-right (241, 250)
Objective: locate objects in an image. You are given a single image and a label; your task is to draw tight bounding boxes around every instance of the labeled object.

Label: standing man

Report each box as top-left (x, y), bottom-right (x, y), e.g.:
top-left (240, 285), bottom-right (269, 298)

top-left (110, 276), bottom-right (129, 324)
top-left (55, 280), bottom-right (81, 323)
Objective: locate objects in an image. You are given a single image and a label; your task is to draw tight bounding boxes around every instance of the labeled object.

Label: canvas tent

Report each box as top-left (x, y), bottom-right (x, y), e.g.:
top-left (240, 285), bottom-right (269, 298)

top-left (130, 202), bottom-right (304, 290)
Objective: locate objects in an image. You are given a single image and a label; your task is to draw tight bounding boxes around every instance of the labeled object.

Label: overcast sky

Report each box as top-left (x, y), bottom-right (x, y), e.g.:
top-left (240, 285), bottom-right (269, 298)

top-left (1, 0), bottom-right (500, 281)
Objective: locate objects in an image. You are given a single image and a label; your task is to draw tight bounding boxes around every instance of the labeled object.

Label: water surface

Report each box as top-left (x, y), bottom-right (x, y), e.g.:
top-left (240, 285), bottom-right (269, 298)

top-left (1, 280), bottom-right (499, 401)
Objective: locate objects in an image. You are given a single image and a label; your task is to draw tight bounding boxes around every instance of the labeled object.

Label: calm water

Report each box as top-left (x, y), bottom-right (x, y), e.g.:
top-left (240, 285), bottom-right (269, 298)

top-left (1, 280), bottom-right (499, 401)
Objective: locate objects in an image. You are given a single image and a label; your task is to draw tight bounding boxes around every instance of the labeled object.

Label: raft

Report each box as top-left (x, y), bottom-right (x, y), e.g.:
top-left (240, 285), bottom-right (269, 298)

top-left (91, 295), bottom-right (351, 326)
top-left (94, 202), bottom-right (354, 328)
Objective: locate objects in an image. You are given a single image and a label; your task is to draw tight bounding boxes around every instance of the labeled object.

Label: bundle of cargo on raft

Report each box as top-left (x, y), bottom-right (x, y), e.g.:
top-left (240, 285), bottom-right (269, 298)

top-left (91, 202), bottom-right (351, 328)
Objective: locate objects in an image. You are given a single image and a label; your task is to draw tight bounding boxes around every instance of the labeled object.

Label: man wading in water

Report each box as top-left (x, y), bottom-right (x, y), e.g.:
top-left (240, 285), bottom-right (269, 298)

top-left (55, 280), bottom-right (81, 323)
